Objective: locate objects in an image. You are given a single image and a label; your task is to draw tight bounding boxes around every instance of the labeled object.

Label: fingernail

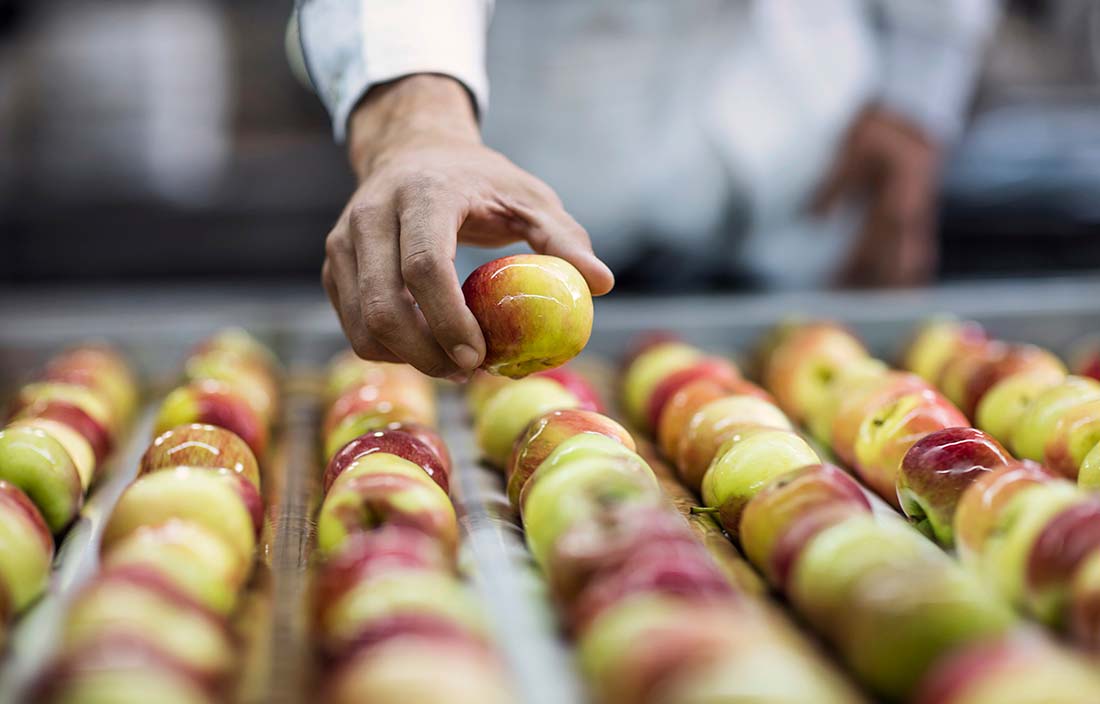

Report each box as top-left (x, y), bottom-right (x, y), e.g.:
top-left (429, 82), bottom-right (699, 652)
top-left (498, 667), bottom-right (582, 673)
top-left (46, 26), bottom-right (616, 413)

top-left (451, 344), bottom-right (480, 370)
top-left (447, 371), bottom-right (472, 384)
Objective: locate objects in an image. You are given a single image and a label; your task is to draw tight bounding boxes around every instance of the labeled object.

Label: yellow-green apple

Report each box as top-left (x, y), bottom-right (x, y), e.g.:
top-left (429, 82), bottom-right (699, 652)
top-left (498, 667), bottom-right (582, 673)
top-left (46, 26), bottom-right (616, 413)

top-left (534, 366), bottom-right (605, 412)
top-left (190, 327), bottom-right (278, 373)
top-left (803, 356), bottom-right (888, 446)
top-left (0, 425), bottom-right (83, 532)
top-left (506, 409), bottom-right (634, 509)
top-left (936, 341), bottom-right (1000, 409)
top-left (8, 416), bottom-right (96, 491)
top-left (1012, 376), bottom-right (1100, 461)
top-left (324, 634), bottom-right (513, 704)
top-left (655, 376), bottom-right (773, 460)
top-left (184, 352), bottom-right (279, 424)
top-left (903, 318), bottom-right (988, 384)
top-left (465, 371), bottom-right (513, 417)
top-left (620, 341), bottom-right (703, 431)
top-left (324, 428), bottom-right (449, 495)
top-left (101, 519), bottom-right (247, 616)
top-left (155, 380), bottom-right (269, 459)
top-left (852, 389), bottom-right (968, 504)
top-left (474, 376), bottom-right (580, 467)
top-left (462, 254), bottom-right (594, 378)
top-left (953, 344), bottom-right (1066, 419)
top-left (568, 537), bottom-right (734, 631)
top-left (64, 566), bottom-right (235, 684)
top-left (761, 321), bottom-right (869, 423)
top-left (315, 453), bottom-right (457, 559)
top-left (674, 395), bottom-right (792, 492)
top-left (0, 480), bottom-right (54, 612)
top-left (975, 368), bottom-right (1066, 445)
top-left (699, 427), bottom-right (820, 535)
top-left (325, 352), bottom-right (431, 405)
top-left (1022, 497), bottom-right (1100, 627)
top-left (621, 331), bottom-right (682, 368)
top-left (829, 370), bottom-right (930, 469)
top-left (739, 464), bottom-right (872, 589)
top-left (1069, 550), bottom-right (1100, 649)
top-left (33, 638), bottom-right (221, 704)
top-left (141, 424), bottom-right (260, 490)
top-left (911, 632), bottom-right (1100, 704)
top-left (312, 526), bottom-right (453, 621)
top-left (1079, 441), bottom-right (1100, 491)
top-left (973, 480), bottom-right (1082, 607)
top-left (322, 381), bottom-right (437, 461)
top-left (547, 504), bottom-right (696, 603)
top-left (1041, 398), bottom-right (1100, 478)
top-left (314, 568), bottom-right (486, 656)
top-left (43, 344), bottom-right (139, 426)
top-left (954, 461), bottom-right (1058, 563)
top-left (644, 357), bottom-right (740, 432)
top-left (11, 382), bottom-right (116, 461)
top-left (520, 435), bottom-right (661, 568)
top-left (898, 428), bottom-right (1013, 546)
top-left (790, 516), bottom-right (1013, 699)
top-left (103, 466), bottom-right (256, 563)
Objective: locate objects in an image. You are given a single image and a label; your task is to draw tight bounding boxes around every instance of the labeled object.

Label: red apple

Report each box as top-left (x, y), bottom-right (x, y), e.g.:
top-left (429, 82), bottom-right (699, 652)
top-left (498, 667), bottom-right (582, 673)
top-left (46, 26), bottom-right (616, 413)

top-left (534, 366), bottom-right (604, 412)
top-left (323, 380), bottom-right (436, 444)
top-left (184, 352), bottom-right (279, 424)
top-left (1024, 498), bottom-right (1100, 625)
top-left (141, 424), bottom-right (261, 490)
top-left (0, 480), bottom-right (54, 612)
top-left (385, 422), bottom-right (451, 476)
top-left (506, 409), bottom-right (634, 510)
top-left (654, 376), bottom-right (773, 460)
top-left (898, 428), bottom-right (1013, 547)
top-left (0, 424), bottom-right (83, 533)
top-left (462, 254), bottom-right (594, 379)
top-left (953, 460), bottom-right (1058, 564)
top-left (324, 429), bottom-right (449, 495)
top-left (620, 341), bottom-right (704, 432)
top-left (1069, 550), bottom-right (1100, 651)
top-left (739, 464), bottom-right (872, 589)
top-left (936, 340), bottom-right (1002, 410)
top-left (957, 344), bottom-right (1066, 419)
top-left (154, 380), bottom-right (269, 459)
top-left (42, 344), bottom-right (139, 426)
top-left (644, 357), bottom-right (740, 432)
top-left (829, 370), bottom-right (931, 469)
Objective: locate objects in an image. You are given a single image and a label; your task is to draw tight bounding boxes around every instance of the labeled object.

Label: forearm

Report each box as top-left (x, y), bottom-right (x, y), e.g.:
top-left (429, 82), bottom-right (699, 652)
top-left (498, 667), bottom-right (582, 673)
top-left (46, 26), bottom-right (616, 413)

top-left (348, 75), bottom-right (481, 181)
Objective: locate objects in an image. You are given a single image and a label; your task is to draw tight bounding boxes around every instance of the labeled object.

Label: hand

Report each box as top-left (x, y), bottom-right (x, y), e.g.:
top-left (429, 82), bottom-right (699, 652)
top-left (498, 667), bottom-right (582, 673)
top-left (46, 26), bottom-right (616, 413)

top-left (323, 75), bottom-right (614, 379)
top-left (813, 106), bottom-right (943, 288)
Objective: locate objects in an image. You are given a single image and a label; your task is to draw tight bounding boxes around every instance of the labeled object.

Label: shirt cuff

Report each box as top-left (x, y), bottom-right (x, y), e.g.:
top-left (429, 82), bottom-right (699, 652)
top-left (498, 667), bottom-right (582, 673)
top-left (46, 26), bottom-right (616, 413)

top-left (877, 31), bottom-right (984, 144)
top-left (297, 0), bottom-right (490, 142)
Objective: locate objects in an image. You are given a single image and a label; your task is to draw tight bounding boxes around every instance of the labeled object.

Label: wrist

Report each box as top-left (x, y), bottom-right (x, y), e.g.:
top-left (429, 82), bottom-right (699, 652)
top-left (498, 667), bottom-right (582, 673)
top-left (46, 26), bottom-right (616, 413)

top-left (347, 74), bottom-right (481, 180)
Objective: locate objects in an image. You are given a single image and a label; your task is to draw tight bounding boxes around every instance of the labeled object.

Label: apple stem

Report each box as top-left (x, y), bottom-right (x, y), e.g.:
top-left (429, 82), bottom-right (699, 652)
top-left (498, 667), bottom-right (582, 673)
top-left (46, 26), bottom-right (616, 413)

top-left (690, 506), bottom-right (719, 516)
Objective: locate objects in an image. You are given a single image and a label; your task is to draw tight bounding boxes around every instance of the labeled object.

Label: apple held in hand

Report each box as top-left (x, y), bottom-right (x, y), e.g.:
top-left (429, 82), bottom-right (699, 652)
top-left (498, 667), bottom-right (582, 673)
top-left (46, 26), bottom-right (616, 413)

top-left (462, 254), bottom-right (594, 379)
top-left (620, 341), bottom-right (703, 432)
top-left (852, 389), bottom-right (968, 505)
top-left (739, 464), bottom-right (872, 589)
top-left (675, 395), bottom-right (793, 492)
top-left (976, 368), bottom-right (1066, 446)
top-left (699, 427), bottom-right (820, 536)
top-left (141, 424), bottom-right (261, 490)
top-left (954, 461), bottom-right (1058, 563)
top-left (475, 376), bottom-right (580, 468)
top-left (534, 366), bottom-right (605, 412)
top-left (761, 321), bottom-right (869, 423)
top-left (325, 428), bottom-right (449, 495)
top-left (656, 376), bottom-right (772, 460)
top-left (0, 425), bottom-right (83, 533)
top-left (507, 409), bottom-right (634, 510)
top-left (155, 380), bottom-right (269, 459)
top-left (315, 453), bottom-right (457, 559)
top-left (101, 520), bottom-right (248, 616)
top-left (898, 427), bottom-right (1013, 547)
top-left (103, 466), bottom-right (256, 563)
top-left (902, 317), bottom-right (988, 384)
top-left (0, 480), bottom-right (54, 612)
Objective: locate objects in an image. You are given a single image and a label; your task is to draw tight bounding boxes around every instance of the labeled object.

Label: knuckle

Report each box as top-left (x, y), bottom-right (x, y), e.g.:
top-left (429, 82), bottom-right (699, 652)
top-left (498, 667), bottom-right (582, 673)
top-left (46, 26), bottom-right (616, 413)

top-left (396, 172), bottom-right (448, 205)
top-left (362, 299), bottom-right (402, 340)
top-left (324, 231), bottom-right (348, 260)
top-left (401, 249), bottom-right (443, 284)
top-left (348, 202), bottom-right (387, 233)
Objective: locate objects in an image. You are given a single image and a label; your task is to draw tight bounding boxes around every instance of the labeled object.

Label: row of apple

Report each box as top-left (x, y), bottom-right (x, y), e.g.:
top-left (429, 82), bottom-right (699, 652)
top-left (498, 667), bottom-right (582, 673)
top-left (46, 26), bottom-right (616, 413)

top-left (0, 343), bottom-right (138, 645)
top-left (622, 335), bottom-right (1100, 702)
top-left (904, 318), bottom-right (1100, 486)
top-left (756, 319), bottom-right (1100, 650)
top-left (32, 329), bottom-right (278, 703)
top-left (467, 370), bottom-right (864, 703)
top-left (311, 353), bottom-right (514, 704)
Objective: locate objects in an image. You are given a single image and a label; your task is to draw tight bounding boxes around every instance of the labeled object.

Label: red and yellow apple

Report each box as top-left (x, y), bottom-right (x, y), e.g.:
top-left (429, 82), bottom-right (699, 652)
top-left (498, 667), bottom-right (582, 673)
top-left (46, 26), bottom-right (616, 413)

top-left (1011, 376), bottom-right (1100, 462)
top-left (155, 380), bottom-right (269, 459)
top-left (42, 344), bottom-right (138, 426)
top-left (11, 382), bottom-right (116, 462)
top-left (141, 424), bottom-right (260, 490)
top-left (0, 424), bottom-right (83, 533)
top-left (761, 321), bottom-right (869, 424)
top-left (0, 480), bottom-right (54, 612)
top-left (644, 357), bottom-right (740, 432)
top-left (954, 461), bottom-right (1058, 563)
top-left (975, 368), bottom-right (1066, 446)
top-left (474, 376), bottom-right (580, 468)
top-left (620, 341), bottom-right (703, 432)
top-left (903, 318), bottom-right (988, 384)
top-left (324, 428), bottom-right (449, 495)
top-left (655, 376), bottom-right (772, 460)
top-left (534, 366), bottom-right (605, 412)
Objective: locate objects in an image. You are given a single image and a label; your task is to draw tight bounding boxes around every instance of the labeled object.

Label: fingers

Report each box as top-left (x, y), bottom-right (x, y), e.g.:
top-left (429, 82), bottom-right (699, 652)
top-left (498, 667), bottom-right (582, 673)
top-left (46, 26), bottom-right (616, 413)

top-left (324, 230), bottom-right (401, 363)
top-left (397, 185), bottom-right (486, 372)
top-left (523, 206), bottom-right (615, 296)
top-left (350, 200), bottom-right (460, 378)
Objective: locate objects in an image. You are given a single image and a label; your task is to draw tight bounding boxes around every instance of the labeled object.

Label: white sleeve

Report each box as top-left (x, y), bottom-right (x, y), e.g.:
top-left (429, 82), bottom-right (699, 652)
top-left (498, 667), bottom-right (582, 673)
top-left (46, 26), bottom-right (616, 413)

top-left (296, 0), bottom-right (493, 141)
top-left (871, 0), bottom-right (1001, 142)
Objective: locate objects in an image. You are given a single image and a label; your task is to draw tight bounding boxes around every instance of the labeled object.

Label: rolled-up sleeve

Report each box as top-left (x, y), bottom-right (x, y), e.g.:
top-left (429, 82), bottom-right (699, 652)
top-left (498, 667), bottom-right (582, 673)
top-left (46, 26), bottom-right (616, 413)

top-left (295, 0), bottom-right (493, 141)
top-left (872, 0), bottom-right (1001, 142)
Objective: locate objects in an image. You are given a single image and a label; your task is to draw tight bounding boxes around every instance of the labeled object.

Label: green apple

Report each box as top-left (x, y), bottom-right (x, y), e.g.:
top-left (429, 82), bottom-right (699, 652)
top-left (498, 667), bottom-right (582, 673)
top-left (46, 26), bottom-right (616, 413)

top-left (8, 416), bottom-right (96, 491)
top-left (700, 427), bottom-right (820, 536)
top-left (1079, 441), bottom-right (1100, 491)
top-left (903, 317), bottom-right (987, 384)
top-left (0, 480), bottom-right (54, 612)
top-left (805, 357), bottom-right (888, 446)
top-left (620, 342), bottom-right (702, 431)
top-left (103, 466), bottom-right (255, 563)
top-left (474, 377), bottom-right (581, 468)
top-left (0, 425), bottom-right (83, 532)
top-left (1012, 377), bottom-right (1100, 462)
top-left (975, 369), bottom-right (1066, 446)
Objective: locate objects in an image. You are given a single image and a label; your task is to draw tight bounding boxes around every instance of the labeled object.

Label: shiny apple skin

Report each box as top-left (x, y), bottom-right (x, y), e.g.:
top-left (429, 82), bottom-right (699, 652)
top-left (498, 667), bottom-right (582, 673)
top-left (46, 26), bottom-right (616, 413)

top-left (324, 429), bottom-right (449, 495)
top-left (154, 380), bottom-right (269, 460)
top-left (141, 423), bottom-right (261, 490)
top-left (534, 366), bottom-right (605, 412)
top-left (953, 461), bottom-right (1058, 563)
top-left (644, 357), bottom-right (740, 432)
top-left (462, 254), bottom-right (593, 379)
top-left (0, 425), bottom-right (83, 533)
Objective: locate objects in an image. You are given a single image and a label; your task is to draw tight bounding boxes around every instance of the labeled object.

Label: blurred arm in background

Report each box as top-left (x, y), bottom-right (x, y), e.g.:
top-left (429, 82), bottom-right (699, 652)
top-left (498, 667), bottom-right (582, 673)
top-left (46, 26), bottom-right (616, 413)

top-left (294, 0), bottom-right (612, 378)
top-left (814, 0), bottom-right (1001, 287)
